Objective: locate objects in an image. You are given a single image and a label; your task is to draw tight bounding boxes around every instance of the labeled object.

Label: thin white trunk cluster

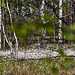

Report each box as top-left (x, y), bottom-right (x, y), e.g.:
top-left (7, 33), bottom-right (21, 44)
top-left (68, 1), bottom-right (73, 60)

top-left (0, 0), bottom-right (19, 62)
top-left (0, 1), bottom-right (14, 61)
top-left (6, 0), bottom-right (18, 61)
top-left (2, 22), bottom-right (14, 61)
top-left (6, 0), bottom-right (18, 51)
top-left (0, 0), bottom-right (1, 50)
top-left (58, 0), bottom-right (62, 48)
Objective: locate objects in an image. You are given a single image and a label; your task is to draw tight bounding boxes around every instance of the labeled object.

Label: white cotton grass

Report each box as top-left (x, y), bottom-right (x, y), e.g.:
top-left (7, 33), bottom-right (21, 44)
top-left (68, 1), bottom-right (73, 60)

top-left (0, 48), bottom-right (75, 60)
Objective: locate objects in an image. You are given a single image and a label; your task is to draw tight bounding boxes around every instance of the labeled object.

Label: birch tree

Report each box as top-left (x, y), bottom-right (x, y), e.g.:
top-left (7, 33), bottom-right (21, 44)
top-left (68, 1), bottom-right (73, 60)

top-left (2, 0), bottom-right (5, 48)
top-left (0, 0), bottom-right (1, 50)
top-left (58, 0), bottom-right (62, 48)
top-left (6, 0), bottom-right (18, 52)
top-left (40, 0), bottom-right (46, 48)
top-left (6, 0), bottom-right (18, 62)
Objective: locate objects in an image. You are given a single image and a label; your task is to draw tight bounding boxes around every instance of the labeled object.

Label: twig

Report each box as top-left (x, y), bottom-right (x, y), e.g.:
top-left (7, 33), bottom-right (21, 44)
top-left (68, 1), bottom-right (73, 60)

top-left (45, 1), bottom-right (67, 25)
top-left (62, 12), bottom-right (74, 18)
top-left (29, 4), bottom-right (39, 11)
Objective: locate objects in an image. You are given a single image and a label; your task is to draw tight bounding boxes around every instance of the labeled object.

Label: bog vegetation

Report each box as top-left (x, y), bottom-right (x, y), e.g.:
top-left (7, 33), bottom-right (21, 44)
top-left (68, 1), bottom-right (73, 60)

top-left (0, 0), bottom-right (75, 75)
top-left (0, 50), bottom-right (75, 75)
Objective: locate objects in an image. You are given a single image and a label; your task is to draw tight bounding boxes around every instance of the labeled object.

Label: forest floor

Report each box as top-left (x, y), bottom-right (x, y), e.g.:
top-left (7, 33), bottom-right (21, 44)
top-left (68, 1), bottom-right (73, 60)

top-left (0, 44), bottom-right (75, 59)
top-left (0, 44), bottom-right (75, 75)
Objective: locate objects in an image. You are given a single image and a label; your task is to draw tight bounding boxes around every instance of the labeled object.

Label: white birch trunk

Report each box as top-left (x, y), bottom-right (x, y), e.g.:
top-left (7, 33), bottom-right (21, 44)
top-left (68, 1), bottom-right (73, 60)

top-left (3, 7), bottom-right (5, 48)
top-left (6, 0), bottom-right (18, 62)
top-left (58, 0), bottom-right (62, 48)
top-left (6, 0), bottom-right (18, 51)
top-left (3, 36), bottom-right (5, 47)
top-left (40, 0), bottom-right (46, 48)
top-left (40, 0), bottom-right (45, 23)
top-left (2, 21), bottom-right (15, 62)
top-left (2, 22), bottom-right (12, 47)
top-left (0, 0), bottom-right (1, 50)
top-left (2, 22), bottom-right (14, 61)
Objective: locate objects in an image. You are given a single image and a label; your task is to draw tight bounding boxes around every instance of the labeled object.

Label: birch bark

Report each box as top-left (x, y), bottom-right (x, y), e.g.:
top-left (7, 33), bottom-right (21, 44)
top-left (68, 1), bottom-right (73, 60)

top-left (0, 0), bottom-right (1, 50)
top-left (40, 0), bottom-right (46, 48)
top-left (6, 0), bottom-right (18, 62)
top-left (40, 0), bottom-right (45, 23)
top-left (2, 21), bottom-right (14, 62)
top-left (6, 0), bottom-right (18, 52)
top-left (58, 0), bottom-right (62, 48)
top-left (2, 6), bottom-right (5, 48)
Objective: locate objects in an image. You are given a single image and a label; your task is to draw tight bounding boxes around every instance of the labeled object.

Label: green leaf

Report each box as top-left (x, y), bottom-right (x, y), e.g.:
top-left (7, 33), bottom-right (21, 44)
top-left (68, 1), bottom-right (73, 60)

top-left (46, 57), bottom-right (52, 63)
top-left (46, 27), bottom-right (54, 33)
top-left (44, 14), bottom-right (55, 21)
top-left (37, 27), bottom-right (43, 34)
top-left (58, 49), bottom-right (66, 57)
top-left (65, 34), bottom-right (75, 41)
top-left (64, 57), bottom-right (74, 63)
top-left (70, 24), bottom-right (75, 30)
top-left (12, 22), bottom-right (37, 40)
top-left (52, 67), bottom-right (59, 75)
top-left (60, 63), bottom-right (66, 69)
top-left (1, 3), bottom-right (7, 9)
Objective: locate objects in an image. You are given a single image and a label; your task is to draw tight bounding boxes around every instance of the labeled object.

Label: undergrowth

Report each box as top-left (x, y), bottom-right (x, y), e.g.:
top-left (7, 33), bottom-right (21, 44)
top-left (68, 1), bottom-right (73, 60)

top-left (0, 50), bottom-right (75, 75)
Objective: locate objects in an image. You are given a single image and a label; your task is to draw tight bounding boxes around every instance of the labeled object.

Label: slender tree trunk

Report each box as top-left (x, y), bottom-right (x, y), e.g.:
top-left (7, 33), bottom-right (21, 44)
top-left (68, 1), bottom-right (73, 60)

top-left (40, 0), bottom-right (45, 23)
top-left (0, 0), bottom-right (1, 50)
top-left (6, 0), bottom-right (18, 49)
top-left (6, 0), bottom-right (18, 62)
top-left (69, 2), bottom-right (73, 45)
top-left (2, 6), bottom-right (5, 48)
top-left (58, 0), bottom-right (62, 48)
top-left (2, 22), bottom-right (14, 62)
top-left (40, 29), bottom-right (46, 48)
top-left (40, 0), bottom-right (46, 48)
top-left (2, 22), bottom-right (9, 46)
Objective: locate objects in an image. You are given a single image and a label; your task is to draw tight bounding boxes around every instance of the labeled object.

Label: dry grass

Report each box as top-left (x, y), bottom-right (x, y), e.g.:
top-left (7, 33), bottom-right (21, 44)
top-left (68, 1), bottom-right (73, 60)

top-left (0, 56), bottom-right (75, 75)
top-left (0, 44), bottom-right (75, 75)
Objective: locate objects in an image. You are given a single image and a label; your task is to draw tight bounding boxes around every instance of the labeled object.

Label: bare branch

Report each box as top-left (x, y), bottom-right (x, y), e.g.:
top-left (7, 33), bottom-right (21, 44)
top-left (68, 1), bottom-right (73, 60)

top-left (62, 12), bottom-right (74, 18)
top-left (45, 1), bottom-right (67, 25)
top-left (29, 4), bottom-right (39, 11)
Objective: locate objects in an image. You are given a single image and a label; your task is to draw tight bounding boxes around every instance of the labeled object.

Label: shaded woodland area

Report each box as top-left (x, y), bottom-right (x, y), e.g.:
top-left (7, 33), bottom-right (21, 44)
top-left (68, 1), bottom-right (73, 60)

top-left (0, 0), bottom-right (75, 75)
top-left (0, 0), bottom-right (75, 49)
